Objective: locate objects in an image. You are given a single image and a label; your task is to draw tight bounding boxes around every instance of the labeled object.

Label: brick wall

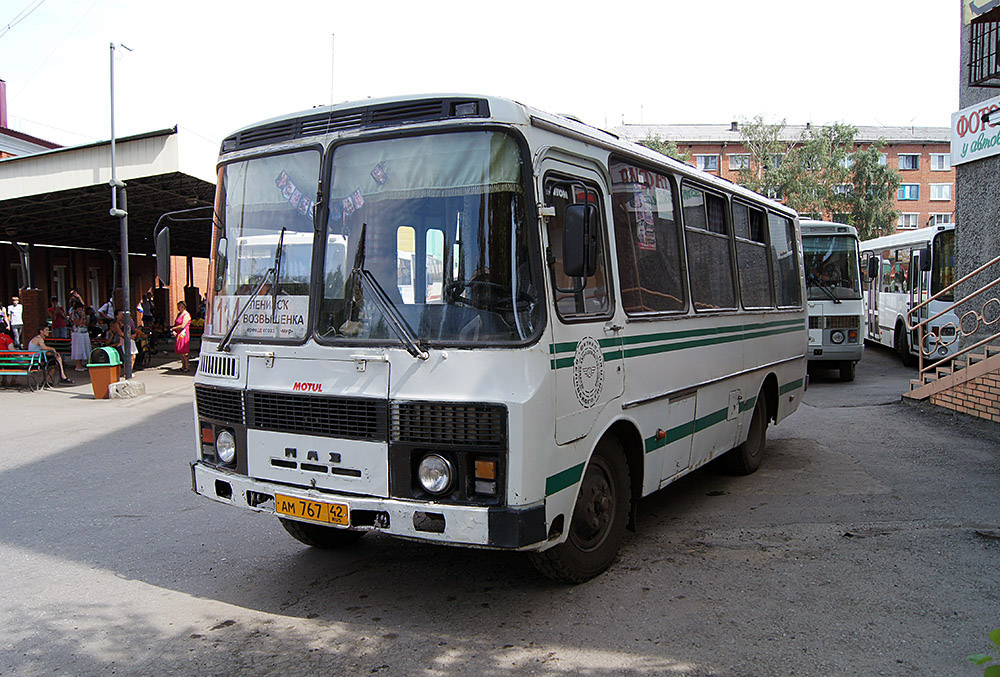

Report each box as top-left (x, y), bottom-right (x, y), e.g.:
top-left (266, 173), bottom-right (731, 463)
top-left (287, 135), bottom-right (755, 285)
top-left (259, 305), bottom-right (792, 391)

top-left (929, 371), bottom-right (1000, 423)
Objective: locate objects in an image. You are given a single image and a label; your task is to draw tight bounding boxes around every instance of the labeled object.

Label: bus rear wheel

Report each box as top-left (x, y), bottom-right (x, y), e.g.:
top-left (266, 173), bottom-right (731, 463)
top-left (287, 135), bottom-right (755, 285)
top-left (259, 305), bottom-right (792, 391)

top-left (529, 438), bottom-right (630, 584)
top-left (724, 396), bottom-right (768, 475)
top-left (279, 518), bottom-right (366, 548)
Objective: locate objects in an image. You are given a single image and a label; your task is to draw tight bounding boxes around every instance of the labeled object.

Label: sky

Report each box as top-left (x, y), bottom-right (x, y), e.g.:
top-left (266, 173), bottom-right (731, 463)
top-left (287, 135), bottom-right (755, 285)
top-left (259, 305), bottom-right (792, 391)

top-left (0, 0), bottom-right (961, 149)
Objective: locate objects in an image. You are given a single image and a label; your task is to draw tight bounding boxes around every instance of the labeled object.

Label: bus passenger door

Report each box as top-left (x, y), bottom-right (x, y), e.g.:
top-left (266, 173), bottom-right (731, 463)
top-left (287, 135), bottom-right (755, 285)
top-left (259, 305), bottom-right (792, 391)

top-left (540, 162), bottom-right (625, 445)
top-left (864, 253), bottom-right (880, 340)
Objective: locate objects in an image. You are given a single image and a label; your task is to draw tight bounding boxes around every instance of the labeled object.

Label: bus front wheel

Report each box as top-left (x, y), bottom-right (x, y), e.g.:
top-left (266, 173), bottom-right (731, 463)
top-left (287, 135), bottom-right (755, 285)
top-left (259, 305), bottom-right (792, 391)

top-left (725, 396), bottom-right (768, 475)
top-left (530, 438), bottom-right (631, 584)
top-left (279, 518), bottom-right (366, 548)
top-left (895, 326), bottom-right (917, 367)
top-left (839, 360), bottom-right (856, 382)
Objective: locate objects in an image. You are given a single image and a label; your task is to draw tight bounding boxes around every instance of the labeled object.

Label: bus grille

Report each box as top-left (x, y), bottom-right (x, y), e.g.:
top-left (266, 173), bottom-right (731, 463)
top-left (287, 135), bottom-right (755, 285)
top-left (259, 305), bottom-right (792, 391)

top-left (198, 354), bottom-right (240, 379)
top-left (223, 98), bottom-right (490, 151)
top-left (195, 386), bottom-right (246, 424)
top-left (810, 316), bottom-right (860, 329)
top-left (391, 402), bottom-right (507, 448)
top-left (248, 391), bottom-right (387, 441)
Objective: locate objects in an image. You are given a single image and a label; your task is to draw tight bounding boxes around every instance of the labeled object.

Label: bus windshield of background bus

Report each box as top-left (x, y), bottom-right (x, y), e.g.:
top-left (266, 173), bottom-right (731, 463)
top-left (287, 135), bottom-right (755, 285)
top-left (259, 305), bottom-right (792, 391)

top-left (206, 150), bottom-right (320, 341)
top-left (803, 235), bottom-right (861, 300)
top-left (319, 130), bottom-right (541, 345)
top-left (932, 229), bottom-right (955, 300)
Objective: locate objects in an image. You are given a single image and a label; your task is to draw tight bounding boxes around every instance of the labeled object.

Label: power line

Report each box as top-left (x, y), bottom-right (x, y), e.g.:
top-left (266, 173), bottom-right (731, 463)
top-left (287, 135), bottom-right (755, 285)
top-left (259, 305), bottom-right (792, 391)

top-left (0, 0), bottom-right (46, 39)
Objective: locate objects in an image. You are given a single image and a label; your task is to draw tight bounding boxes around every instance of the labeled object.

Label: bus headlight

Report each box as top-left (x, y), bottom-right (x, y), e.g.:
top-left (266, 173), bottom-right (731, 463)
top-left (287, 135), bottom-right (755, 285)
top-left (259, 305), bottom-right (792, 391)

top-left (216, 430), bottom-right (237, 465)
top-left (417, 454), bottom-right (454, 495)
top-left (830, 330), bottom-right (845, 344)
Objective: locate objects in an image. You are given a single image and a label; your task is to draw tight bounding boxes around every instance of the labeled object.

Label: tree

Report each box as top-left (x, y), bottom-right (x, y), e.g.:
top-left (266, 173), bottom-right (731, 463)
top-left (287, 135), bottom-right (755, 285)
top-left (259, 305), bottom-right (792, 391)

top-left (846, 140), bottom-right (899, 240)
top-left (776, 123), bottom-right (856, 218)
top-left (637, 133), bottom-right (691, 164)
top-left (736, 115), bottom-right (787, 197)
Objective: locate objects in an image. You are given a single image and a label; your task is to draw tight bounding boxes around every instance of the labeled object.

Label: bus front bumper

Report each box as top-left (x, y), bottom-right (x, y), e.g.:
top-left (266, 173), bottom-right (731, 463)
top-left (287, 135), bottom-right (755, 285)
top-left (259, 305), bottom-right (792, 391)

top-left (191, 461), bottom-right (547, 550)
top-left (807, 343), bottom-right (863, 363)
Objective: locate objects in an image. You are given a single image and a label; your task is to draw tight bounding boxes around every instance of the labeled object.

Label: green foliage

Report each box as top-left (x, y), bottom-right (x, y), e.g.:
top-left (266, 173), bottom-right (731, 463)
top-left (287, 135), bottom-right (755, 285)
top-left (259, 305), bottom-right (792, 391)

top-left (637, 133), bottom-right (690, 164)
top-left (775, 123), bottom-right (855, 218)
top-left (847, 140), bottom-right (900, 240)
top-left (736, 114), bottom-right (786, 197)
top-left (733, 118), bottom-right (899, 234)
top-left (968, 628), bottom-right (1000, 675)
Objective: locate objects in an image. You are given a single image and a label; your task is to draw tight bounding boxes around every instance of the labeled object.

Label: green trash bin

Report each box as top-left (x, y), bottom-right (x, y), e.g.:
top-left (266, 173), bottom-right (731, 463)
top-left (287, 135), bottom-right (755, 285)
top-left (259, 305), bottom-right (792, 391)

top-left (87, 347), bottom-right (123, 399)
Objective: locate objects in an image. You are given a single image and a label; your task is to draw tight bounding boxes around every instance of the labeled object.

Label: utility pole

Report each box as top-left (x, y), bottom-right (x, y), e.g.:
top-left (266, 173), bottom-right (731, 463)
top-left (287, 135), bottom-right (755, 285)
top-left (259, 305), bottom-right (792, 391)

top-left (110, 41), bottom-right (133, 380)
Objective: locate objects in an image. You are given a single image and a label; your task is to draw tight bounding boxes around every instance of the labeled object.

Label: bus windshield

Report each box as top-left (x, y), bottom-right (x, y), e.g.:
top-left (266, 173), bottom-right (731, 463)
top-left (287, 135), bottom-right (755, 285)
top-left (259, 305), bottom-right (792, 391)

top-left (208, 149), bottom-right (320, 340)
top-left (318, 130), bottom-right (541, 345)
top-left (932, 229), bottom-right (955, 300)
top-left (803, 235), bottom-right (861, 301)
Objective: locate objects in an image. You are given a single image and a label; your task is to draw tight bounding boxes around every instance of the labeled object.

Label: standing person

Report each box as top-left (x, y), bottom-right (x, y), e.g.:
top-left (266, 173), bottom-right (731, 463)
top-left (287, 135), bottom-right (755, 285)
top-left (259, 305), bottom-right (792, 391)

top-left (6, 296), bottom-right (23, 348)
top-left (48, 296), bottom-right (69, 339)
top-left (105, 310), bottom-right (125, 366)
top-left (28, 325), bottom-right (73, 384)
top-left (171, 301), bottom-right (192, 372)
top-left (69, 299), bottom-right (91, 372)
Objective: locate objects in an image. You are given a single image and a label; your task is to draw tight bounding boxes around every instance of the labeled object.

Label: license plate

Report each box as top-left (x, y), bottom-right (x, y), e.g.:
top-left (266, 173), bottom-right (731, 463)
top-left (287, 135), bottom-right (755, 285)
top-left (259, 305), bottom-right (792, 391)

top-left (275, 494), bottom-right (350, 526)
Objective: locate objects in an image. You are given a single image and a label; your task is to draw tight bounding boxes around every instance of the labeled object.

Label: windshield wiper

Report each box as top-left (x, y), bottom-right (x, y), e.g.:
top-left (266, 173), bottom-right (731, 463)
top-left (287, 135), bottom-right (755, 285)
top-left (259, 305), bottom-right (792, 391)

top-left (807, 275), bottom-right (842, 304)
top-left (341, 223), bottom-right (428, 360)
top-left (218, 227), bottom-right (287, 352)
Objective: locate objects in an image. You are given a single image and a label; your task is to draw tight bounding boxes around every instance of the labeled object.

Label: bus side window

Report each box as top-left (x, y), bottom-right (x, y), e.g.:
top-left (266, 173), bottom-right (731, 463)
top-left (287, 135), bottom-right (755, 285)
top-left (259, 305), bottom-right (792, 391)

top-left (545, 178), bottom-right (612, 318)
top-left (682, 184), bottom-right (737, 311)
top-left (733, 200), bottom-right (773, 309)
top-left (880, 251), bottom-right (892, 293)
top-left (767, 213), bottom-right (801, 308)
top-left (609, 159), bottom-right (686, 314)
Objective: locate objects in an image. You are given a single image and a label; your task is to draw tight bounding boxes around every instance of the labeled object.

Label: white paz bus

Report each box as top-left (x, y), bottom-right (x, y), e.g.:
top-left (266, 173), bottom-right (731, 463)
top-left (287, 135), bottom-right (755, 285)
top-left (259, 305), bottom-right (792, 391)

top-left (160, 95), bottom-right (807, 583)
top-left (801, 220), bottom-right (864, 381)
top-left (859, 224), bottom-right (957, 367)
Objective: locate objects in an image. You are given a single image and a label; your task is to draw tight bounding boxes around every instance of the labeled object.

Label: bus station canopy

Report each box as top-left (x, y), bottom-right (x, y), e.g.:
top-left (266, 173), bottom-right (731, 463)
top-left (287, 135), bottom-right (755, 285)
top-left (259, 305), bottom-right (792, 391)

top-left (0, 127), bottom-right (217, 258)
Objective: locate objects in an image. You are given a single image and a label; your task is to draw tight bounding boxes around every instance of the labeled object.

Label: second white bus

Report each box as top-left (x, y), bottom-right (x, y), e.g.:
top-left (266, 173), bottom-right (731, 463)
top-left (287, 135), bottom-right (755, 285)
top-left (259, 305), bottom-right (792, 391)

top-left (801, 220), bottom-right (864, 381)
top-left (860, 224), bottom-right (957, 366)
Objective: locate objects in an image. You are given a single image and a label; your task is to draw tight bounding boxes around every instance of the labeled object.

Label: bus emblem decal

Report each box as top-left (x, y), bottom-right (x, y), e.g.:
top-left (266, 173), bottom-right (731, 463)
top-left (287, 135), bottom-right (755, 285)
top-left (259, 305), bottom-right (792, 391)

top-left (573, 337), bottom-right (605, 408)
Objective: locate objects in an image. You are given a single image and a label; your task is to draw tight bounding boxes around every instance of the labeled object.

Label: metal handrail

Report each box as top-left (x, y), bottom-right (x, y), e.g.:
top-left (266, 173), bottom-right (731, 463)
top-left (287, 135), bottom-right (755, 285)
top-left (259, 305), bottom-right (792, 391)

top-left (905, 253), bottom-right (1000, 377)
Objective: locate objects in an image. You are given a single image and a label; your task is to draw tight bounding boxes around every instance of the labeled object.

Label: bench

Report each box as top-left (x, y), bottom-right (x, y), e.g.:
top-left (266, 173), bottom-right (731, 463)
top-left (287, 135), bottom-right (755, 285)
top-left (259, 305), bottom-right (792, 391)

top-left (0, 350), bottom-right (47, 390)
top-left (48, 336), bottom-right (107, 357)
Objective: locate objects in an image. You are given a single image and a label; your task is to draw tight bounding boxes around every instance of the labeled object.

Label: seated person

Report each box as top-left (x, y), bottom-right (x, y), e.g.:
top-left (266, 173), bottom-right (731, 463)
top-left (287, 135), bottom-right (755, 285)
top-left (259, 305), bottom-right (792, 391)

top-left (0, 329), bottom-right (13, 387)
top-left (28, 325), bottom-right (73, 384)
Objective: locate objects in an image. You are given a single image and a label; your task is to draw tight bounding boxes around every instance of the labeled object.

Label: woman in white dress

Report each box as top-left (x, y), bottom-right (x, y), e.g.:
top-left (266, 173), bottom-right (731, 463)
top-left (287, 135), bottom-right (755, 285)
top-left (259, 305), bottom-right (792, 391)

top-left (69, 299), bottom-right (92, 372)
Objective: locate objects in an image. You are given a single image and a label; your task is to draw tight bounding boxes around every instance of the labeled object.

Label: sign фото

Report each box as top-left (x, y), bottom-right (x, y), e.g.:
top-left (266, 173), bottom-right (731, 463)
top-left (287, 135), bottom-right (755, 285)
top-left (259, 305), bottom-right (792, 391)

top-left (951, 93), bottom-right (1000, 166)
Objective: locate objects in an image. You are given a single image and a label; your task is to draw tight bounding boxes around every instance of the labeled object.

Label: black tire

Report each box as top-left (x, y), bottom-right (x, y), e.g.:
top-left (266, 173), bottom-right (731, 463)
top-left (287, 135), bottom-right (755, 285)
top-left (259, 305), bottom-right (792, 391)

top-left (724, 395), bottom-right (768, 475)
top-left (839, 360), bottom-right (856, 382)
top-left (279, 517), bottom-right (366, 548)
top-left (895, 325), bottom-right (917, 367)
top-left (529, 437), bottom-right (630, 584)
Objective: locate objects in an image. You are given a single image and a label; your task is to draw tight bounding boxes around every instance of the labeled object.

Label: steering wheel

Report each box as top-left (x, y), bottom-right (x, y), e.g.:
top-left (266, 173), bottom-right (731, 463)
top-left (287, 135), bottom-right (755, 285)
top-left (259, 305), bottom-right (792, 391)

top-left (447, 279), bottom-right (534, 312)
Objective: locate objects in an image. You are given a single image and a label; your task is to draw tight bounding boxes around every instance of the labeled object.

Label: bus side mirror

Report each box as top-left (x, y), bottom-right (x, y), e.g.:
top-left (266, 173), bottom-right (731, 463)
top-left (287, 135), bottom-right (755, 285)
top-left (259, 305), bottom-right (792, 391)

top-left (563, 203), bottom-right (598, 278)
top-left (155, 226), bottom-right (171, 285)
top-left (214, 237), bottom-right (228, 292)
top-left (919, 247), bottom-right (931, 272)
top-left (867, 256), bottom-right (879, 280)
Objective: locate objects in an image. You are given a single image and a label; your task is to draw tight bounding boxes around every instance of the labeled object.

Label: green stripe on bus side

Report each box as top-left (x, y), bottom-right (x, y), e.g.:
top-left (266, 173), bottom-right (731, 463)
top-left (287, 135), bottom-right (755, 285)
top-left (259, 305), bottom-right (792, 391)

top-left (779, 378), bottom-right (804, 395)
top-left (643, 419), bottom-right (695, 453)
top-left (545, 462), bottom-right (586, 496)
top-left (739, 395), bottom-right (758, 413)
top-left (547, 318), bottom-right (803, 357)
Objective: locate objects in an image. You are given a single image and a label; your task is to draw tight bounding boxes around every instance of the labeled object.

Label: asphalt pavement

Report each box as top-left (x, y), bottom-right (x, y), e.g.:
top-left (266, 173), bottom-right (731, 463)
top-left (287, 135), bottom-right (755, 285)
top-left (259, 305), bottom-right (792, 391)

top-left (0, 343), bottom-right (997, 676)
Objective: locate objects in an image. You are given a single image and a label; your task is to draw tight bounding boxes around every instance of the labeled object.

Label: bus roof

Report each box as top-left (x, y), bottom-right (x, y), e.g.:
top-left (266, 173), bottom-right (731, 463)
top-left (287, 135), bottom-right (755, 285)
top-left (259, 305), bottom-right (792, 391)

top-left (860, 224), bottom-right (954, 252)
top-left (222, 93), bottom-right (797, 220)
top-left (800, 220), bottom-right (858, 238)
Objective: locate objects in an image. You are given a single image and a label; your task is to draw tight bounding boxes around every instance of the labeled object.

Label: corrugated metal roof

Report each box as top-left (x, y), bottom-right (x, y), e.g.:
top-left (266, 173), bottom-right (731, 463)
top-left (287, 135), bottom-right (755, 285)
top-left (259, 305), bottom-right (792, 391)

top-left (615, 123), bottom-right (951, 145)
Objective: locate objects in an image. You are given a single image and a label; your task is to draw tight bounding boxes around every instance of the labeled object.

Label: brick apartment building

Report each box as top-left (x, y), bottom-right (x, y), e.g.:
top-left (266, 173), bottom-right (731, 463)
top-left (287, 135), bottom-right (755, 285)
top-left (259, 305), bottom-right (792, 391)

top-left (616, 122), bottom-right (955, 234)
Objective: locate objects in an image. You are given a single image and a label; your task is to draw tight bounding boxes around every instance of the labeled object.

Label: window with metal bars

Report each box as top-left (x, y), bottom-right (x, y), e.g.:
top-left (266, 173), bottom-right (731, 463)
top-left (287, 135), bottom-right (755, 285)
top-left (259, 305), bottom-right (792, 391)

top-left (969, 12), bottom-right (1000, 87)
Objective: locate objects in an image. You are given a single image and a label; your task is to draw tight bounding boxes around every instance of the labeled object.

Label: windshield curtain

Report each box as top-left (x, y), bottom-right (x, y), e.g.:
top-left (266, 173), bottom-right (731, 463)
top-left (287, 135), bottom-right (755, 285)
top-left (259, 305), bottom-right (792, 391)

top-left (803, 235), bottom-right (861, 300)
top-left (206, 150), bottom-right (320, 340)
top-left (319, 130), bottom-right (540, 345)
